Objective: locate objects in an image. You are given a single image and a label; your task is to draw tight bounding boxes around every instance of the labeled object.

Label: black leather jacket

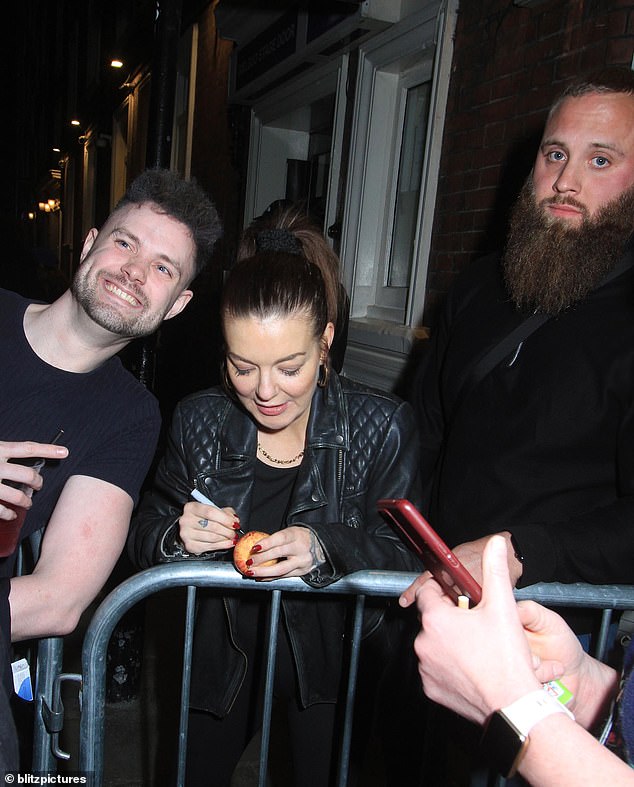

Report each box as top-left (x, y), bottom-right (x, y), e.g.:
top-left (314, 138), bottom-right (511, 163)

top-left (129, 371), bottom-right (421, 715)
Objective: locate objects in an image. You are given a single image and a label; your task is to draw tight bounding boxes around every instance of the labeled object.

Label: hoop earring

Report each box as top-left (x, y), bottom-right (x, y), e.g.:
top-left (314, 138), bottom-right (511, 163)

top-left (317, 361), bottom-right (330, 388)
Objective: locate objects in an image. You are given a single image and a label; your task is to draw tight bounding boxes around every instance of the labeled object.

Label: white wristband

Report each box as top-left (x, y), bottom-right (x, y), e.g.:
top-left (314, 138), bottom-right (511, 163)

top-left (501, 688), bottom-right (575, 737)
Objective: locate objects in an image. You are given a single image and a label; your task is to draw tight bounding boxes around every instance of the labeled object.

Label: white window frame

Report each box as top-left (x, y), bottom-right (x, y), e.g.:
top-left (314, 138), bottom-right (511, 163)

top-left (339, 1), bottom-right (458, 391)
top-left (364, 63), bottom-right (433, 323)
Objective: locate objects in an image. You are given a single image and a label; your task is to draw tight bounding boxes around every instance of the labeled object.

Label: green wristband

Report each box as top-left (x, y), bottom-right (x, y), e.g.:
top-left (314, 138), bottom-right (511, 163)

top-left (543, 678), bottom-right (573, 706)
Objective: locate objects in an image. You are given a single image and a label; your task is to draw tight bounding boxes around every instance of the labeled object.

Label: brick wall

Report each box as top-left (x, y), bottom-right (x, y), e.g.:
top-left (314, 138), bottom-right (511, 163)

top-left (423, 0), bottom-right (634, 326)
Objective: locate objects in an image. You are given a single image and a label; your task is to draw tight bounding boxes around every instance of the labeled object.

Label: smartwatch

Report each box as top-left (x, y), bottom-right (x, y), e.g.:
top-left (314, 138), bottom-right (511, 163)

top-left (510, 532), bottom-right (524, 565)
top-left (480, 688), bottom-right (575, 778)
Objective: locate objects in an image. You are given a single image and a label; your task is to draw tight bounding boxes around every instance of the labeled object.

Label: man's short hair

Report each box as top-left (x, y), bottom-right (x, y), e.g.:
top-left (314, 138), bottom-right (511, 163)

top-left (549, 65), bottom-right (634, 118)
top-left (116, 169), bottom-right (223, 279)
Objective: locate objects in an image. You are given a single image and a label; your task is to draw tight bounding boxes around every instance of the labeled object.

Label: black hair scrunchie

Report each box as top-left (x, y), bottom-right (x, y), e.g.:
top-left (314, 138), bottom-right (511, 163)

top-left (255, 229), bottom-right (303, 256)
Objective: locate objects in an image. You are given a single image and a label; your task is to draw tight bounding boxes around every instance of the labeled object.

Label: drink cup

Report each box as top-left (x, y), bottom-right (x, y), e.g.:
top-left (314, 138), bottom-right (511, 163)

top-left (0, 428), bottom-right (64, 559)
top-left (0, 503), bottom-right (28, 558)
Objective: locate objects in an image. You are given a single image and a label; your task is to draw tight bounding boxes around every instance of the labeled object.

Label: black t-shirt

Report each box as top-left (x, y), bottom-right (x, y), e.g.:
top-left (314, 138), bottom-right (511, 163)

top-left (250, 459), bottom-right (298, 535)
top-left (0, 289), bottom-right (161, 687)
top-left (235, 460), bottom-right (299, 646)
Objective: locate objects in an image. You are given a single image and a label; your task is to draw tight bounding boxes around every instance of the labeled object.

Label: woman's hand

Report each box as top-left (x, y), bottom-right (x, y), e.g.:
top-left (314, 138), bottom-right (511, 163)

top-left (243, 526), bottom-right (326, 579)
top-left (179, 501), bottom-right (240, 555)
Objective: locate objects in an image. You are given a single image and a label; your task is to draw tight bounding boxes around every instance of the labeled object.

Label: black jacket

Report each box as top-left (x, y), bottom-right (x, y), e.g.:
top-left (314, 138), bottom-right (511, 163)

top-left (129, 372), bottom-right (421, 715)
top-left (414, 244), bottom-right (634, 587)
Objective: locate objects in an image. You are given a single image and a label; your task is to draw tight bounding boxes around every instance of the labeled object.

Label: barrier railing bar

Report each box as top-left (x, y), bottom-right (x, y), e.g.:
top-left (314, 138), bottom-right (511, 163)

top-left (176, 585), bottom-right (197, 787)
top-left (259, 589), bottom-right (281, 787)
top-left (22, 529), bottom-right (67, 773)
top-left (78, 562), bottom-right (634, 785)
top-left (33, 636), bottom-right (65, 771)
top-left (337, 593), bottom-right (365, 787)
top-left (514, 583), bottom-right (634, 608)
top-left (596, 609), bottom-right (615, 662)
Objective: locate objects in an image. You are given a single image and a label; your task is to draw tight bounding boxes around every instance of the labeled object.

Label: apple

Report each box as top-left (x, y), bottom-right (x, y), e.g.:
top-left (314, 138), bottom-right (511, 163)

top-left (233, 530), bottom-right (278, 575)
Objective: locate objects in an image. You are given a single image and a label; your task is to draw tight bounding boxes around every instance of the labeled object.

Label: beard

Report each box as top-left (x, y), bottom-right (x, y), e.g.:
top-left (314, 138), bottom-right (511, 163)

top-left (71, 263), bottom-right (164, 338)
top-left (502, 179), bottom-right (634, 315)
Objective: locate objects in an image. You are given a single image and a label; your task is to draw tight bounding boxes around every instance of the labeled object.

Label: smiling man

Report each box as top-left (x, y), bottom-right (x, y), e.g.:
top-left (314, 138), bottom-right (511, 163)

top-left (71, 201), bottom-right (197, 338)
top-left (406, 66), bottom-right (634, 600)
top-left (0, 169), bottom-right (221, 697)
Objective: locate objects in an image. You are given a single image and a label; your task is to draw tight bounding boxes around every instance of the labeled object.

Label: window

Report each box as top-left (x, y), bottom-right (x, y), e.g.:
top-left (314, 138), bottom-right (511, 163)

top-left (387, 79), bottom-right (431, 290)
top-left (339, 1), bottom-right (458, 391)
top-left (363, 67), bottom-right (432, 324)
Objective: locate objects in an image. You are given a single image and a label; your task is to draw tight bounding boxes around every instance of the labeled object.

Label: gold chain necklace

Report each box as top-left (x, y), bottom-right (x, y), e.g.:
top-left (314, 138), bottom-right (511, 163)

top-left (257, 442), bottom-right (305, 466)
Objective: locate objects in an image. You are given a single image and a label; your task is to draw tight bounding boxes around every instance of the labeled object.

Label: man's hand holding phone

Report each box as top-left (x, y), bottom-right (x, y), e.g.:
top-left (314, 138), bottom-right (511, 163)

top-left (413, 536), bottom-right (551, 725)
top-left (376, 499), bottom-right (481, 608)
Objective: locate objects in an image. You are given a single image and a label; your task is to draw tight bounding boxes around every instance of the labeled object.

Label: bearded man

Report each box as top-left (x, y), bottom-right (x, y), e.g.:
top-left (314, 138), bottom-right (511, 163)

top-left (404, 66), bottom-right (634, 604)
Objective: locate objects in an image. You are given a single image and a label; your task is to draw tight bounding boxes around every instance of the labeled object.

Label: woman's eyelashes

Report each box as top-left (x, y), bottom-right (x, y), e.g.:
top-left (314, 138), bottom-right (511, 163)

top-left (232, 365), bottom-right (302, 378)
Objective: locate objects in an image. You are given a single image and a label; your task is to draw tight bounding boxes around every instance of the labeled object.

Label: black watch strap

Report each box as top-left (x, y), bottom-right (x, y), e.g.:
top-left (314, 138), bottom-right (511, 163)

top-left (510, 532), bottom-right (524, 563)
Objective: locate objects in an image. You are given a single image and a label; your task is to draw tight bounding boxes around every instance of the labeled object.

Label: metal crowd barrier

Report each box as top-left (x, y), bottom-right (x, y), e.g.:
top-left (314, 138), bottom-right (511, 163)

top-left (15, 531), bottom-right (70, 773)
top-left (79, 563), bottom-right (418, 787)
top-left (29, 561), bottom-right (634, 786)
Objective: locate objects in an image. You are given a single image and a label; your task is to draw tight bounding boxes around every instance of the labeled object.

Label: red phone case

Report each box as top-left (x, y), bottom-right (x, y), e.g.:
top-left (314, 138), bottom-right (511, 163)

top-left (377, 498), bottom-right (482, 605)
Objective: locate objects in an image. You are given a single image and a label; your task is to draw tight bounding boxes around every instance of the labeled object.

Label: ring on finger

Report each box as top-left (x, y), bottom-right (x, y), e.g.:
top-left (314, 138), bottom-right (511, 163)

top-left (198, 519), bottom-right (209, 528)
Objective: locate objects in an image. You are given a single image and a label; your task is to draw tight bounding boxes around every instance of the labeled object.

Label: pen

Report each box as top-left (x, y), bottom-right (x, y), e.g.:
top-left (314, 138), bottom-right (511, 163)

top-left (32, 429), bottom-right (65, 473)
top-left (190, 488), bottom-right (219, 508)
top-left (190, 488), bottom-right (244, 535)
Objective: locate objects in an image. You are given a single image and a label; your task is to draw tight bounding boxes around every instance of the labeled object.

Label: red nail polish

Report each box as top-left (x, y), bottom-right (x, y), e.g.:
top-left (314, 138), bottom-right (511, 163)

top-left (251, 544), bottom-right (262, 553)
top-left (245, 570), bottom-right (254, 577)
top-left (233, 536), bottom-right (239, 545)
top-left (246, 558), bottom-right (253, 567)
top-left (233, 523), bottom-right (241, 530)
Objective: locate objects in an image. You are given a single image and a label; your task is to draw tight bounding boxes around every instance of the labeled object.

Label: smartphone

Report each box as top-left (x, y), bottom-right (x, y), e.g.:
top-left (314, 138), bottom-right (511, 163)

top-left (377, 498), bottom-right (482, 606)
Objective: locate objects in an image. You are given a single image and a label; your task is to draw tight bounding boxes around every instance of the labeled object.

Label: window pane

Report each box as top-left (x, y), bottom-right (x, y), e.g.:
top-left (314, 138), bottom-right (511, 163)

top-left (387, 81), bottom-right (431, 288)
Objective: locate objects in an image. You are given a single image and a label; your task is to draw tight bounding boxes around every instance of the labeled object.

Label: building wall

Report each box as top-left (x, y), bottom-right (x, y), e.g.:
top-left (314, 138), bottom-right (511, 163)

top-left (424, 0), bottom-right (634, 326)
top-left (150, 5), bottom-right (239, 417)
top-left (191, 5), bottom-right (244, 263)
